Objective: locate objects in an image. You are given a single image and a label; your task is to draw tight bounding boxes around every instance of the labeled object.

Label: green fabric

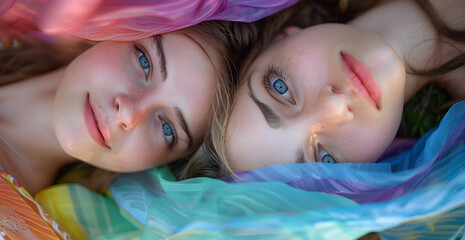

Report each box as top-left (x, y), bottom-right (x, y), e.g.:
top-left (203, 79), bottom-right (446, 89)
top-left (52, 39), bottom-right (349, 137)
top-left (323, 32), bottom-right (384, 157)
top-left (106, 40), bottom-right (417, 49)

top-left (36, 184), bottom-right (141, 240)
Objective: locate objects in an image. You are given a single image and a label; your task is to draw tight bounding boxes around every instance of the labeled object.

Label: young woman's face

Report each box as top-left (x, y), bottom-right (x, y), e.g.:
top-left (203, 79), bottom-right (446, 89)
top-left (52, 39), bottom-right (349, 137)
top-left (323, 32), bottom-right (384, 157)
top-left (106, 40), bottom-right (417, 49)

top-left (226, 24), bottom-right (406, 173)
top-left (54, 31), bottom-right (217, 172)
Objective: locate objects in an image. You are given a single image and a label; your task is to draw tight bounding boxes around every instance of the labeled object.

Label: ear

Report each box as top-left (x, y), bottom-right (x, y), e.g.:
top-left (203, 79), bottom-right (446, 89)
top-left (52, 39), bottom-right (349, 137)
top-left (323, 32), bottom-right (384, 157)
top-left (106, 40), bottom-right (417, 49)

top-left (273, 26), bottom-right (302, 41)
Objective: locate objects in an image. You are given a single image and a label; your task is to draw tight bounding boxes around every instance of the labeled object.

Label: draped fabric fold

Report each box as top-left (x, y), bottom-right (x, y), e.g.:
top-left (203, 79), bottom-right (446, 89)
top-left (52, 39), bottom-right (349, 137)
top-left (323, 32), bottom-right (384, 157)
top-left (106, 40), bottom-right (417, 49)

top-left (0, 0), bottom-right (297, 42)
top-left (37, 101), bottom-right (465, 239)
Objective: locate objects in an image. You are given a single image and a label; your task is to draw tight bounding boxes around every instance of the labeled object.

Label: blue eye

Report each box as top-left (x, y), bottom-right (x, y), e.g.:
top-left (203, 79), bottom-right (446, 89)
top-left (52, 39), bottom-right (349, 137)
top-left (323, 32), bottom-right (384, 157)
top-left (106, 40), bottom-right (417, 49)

top-left (138, 50), bottom-right (150, 76)
top-left (160, 119), bottom-right (175, 147)
top-left (269, 76), bottom-right (293, 103)
top-left (273, 78), bottom-right (288, 94)
top-left (162, 122), bottom-right (173, 136)
top-left (319, 148), bottom-right (337, 164)
top-left (264, 67), bottom-right (295, 105)
top-left (322, 154), bottom-right (336, 163)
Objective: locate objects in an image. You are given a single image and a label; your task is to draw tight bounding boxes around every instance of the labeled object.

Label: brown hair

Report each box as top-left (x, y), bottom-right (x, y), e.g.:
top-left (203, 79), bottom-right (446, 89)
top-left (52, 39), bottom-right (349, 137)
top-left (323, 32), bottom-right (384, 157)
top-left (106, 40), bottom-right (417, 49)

top-left (408, 0), bottom-right (465, 76)
top-left (0, 38), bottom-right (92, 85)
top-left (180, 0), bottom-right (465, 180)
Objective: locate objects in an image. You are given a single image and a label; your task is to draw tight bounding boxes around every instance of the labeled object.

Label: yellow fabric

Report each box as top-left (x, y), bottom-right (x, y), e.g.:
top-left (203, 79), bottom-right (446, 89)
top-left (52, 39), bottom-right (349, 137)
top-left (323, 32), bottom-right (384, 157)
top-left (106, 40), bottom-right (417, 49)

top-left (36, 185), bottom-right (89, 240)
top-left (36, 184), bottom-right (140, 240)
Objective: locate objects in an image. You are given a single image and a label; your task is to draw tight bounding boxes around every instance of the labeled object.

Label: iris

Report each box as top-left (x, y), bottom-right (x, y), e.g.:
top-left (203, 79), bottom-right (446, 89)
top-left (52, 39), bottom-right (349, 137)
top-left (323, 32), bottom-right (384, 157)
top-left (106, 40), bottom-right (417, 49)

top-left (139, 54), bottom-right (149, 70)
top-left (162, 122), bottom-right (173, 136)
top-left (322, 154), bottom-right (336, 163)
top-left (273, 79), bottom-right (288, 94)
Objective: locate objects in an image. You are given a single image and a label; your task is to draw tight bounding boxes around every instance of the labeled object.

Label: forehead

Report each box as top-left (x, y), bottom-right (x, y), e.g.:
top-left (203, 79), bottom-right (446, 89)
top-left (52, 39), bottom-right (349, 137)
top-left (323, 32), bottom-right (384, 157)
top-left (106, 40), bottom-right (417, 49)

top-left (261, 24), bottom-right (353, 57)
top-left (256, 29), bottom-right (324, 69)
top-left (163, 33), bottom-right (218, 143)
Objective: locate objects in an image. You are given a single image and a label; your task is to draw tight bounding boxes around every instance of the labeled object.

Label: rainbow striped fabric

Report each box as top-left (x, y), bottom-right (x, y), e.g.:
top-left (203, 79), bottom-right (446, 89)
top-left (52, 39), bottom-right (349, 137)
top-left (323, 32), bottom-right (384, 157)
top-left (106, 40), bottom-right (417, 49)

top-left (36, 101), bottom-right (465, 239)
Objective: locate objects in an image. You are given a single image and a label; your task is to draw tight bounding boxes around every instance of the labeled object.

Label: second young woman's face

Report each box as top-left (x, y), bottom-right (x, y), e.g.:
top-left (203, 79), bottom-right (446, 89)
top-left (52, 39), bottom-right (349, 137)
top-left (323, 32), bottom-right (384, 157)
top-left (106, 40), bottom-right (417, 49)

top-left (54, 31), bottom-right (217, 172)
top-left (226, 24), bottom-right (406, 173)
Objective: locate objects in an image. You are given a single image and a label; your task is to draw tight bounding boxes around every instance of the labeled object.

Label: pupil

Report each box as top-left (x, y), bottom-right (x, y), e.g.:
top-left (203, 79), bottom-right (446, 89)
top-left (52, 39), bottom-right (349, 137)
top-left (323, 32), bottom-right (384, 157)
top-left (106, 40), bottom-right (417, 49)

top-left (162, 123), bottom-right (173, 136)
top-left (322, 155), bottom-right (335, 163)
top-left (273, 79), bottom-right (288, 94)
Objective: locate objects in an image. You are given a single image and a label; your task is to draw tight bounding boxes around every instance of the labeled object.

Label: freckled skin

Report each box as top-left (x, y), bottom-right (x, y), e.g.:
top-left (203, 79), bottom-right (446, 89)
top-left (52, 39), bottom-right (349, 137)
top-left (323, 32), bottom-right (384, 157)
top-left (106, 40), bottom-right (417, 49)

top-left (226, 24), bottom-right (405, 172)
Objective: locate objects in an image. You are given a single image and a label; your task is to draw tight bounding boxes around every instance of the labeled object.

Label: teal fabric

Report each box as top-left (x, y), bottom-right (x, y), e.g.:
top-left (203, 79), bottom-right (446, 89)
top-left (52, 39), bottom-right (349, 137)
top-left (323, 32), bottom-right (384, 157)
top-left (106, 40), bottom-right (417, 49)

top-left (110, 101), bottom-right (465, 239)
top-left (39, 101), bottom-right (465, 239)
top-left (109, 166), bottom-right (465, 239)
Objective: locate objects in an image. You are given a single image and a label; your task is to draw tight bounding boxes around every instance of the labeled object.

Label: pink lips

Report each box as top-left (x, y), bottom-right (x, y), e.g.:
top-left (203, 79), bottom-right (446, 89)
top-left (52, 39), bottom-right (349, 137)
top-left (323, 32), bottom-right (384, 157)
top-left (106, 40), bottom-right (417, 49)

top-left (341, 51), bottom-right (381, 109)
top-left (84, 94), bottom-right (110, 148)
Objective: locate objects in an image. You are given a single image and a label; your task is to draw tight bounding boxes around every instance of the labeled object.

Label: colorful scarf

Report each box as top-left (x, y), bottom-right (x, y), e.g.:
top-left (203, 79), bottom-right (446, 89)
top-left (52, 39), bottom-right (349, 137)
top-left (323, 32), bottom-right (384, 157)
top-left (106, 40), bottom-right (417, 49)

top-left (1, 0), bottom-right (297, 42)
top-left (36, 101), bottom-right (465, 239)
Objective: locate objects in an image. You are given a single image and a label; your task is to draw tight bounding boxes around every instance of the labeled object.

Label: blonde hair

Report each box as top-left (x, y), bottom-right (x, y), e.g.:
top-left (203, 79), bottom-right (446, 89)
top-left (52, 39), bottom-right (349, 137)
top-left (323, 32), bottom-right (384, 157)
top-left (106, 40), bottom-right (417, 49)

top-left (169, 20), bottom-right (263, 179)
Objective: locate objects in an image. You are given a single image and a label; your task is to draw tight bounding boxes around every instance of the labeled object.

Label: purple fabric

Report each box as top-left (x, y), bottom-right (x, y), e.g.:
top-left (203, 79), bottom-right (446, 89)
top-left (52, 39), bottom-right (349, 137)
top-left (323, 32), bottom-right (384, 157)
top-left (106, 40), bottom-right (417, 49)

top-left (376, 138), bottom-right (418, 161)
top-left (1, 0), bottom-right (297, 41)
top-left (222, 101), bottom-right (465, 205)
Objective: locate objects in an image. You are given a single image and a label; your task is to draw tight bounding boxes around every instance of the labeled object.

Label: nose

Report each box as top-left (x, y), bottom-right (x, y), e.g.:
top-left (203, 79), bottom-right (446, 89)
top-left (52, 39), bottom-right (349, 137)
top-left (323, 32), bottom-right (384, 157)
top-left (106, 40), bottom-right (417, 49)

top-left (115, 93), bottom-right (155, 131)
top-left (319, 85), bottom-right (353, 125)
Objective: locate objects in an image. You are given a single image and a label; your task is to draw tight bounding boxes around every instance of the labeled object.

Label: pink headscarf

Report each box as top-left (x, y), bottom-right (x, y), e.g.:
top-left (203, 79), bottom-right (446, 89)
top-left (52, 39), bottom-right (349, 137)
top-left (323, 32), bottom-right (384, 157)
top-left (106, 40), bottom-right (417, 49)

top-left (0, 0), bottom-right (297, 42)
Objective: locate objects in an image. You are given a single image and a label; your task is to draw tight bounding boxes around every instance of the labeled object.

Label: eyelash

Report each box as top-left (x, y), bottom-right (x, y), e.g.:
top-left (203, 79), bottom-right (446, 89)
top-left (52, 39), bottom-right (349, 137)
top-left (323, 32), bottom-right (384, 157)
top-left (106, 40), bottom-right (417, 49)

top-left (134, 44), bottom-right (151, 79)
top-left (263, 66), bottom-right (296, 105)
top-left (159, 116), bottom-right (177, 149)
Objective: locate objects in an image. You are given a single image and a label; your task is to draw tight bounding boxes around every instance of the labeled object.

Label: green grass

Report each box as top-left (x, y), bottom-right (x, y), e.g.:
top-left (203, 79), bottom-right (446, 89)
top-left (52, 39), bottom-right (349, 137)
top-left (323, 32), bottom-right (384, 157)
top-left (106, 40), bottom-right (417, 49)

top-left (396, 83), bottom-right (452, 138)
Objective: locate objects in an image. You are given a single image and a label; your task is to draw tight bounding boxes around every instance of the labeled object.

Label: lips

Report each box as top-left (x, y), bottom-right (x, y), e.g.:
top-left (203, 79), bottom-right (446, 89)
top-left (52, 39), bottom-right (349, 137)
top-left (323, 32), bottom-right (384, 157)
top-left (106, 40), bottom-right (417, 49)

top-left (341, 51), bottom-right (381, 109)
top-left (84, 94), bottom-right (110, 148)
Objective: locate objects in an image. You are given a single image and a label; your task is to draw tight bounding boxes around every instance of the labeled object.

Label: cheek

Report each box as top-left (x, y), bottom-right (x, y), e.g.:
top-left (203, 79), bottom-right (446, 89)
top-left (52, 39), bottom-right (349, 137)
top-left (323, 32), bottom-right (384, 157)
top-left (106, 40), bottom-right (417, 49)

top-left (338, 123), bottom-right (398, 163)
top-left (65, 43), bottom-right (134, 88)
top-left (225, 108), bottom-right (257, 172)
top-left (112, 131), bottom-right (165, 172)
top-left (336, 95), bottom-right (403, 163)
top-left (226, 106), bottom-right (298, 172)
top-left (225, 104), bottom-right (268, 172)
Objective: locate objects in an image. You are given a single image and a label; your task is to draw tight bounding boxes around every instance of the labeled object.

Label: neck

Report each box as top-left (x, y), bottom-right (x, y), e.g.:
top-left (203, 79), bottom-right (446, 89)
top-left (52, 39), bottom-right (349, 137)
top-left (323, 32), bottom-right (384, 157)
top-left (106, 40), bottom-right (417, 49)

top-left (348, 0), bottom-right (465, 102)
top-left (0, 68), bottom-right (74, 195)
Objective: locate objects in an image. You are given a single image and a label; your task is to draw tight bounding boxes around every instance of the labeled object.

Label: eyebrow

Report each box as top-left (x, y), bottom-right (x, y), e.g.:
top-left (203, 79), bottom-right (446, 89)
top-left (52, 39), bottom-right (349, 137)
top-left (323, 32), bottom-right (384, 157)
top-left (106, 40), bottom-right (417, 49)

top-left (153, 35), bottom-right (167, 81)
top-left (175, 107), bottom-right (193, 150)
top-left (247, 76), bottom-right (284, 128)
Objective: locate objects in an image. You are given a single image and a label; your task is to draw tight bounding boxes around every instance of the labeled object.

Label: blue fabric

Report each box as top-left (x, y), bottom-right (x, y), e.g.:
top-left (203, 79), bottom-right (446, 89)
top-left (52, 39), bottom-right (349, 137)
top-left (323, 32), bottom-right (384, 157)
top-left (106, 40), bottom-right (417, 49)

top-left (80, 100), bottom-right (463, 239)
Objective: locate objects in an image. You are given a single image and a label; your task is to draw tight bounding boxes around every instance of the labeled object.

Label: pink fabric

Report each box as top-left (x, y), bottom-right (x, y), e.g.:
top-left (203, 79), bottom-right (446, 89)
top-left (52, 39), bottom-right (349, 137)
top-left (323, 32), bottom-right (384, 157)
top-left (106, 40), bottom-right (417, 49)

top-left (0, 0), bottom-right (297, 41)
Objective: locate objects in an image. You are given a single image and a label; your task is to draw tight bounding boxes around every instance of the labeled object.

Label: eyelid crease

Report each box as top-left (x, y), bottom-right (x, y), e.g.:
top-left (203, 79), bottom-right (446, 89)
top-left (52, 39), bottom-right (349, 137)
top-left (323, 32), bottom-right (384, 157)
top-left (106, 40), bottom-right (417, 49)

top-left (175, 107), bottom-right (193, 151)
top-left (247, 76), bottom-right (284, 129)
top-left (153, 35), bottom-right (167, 82)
